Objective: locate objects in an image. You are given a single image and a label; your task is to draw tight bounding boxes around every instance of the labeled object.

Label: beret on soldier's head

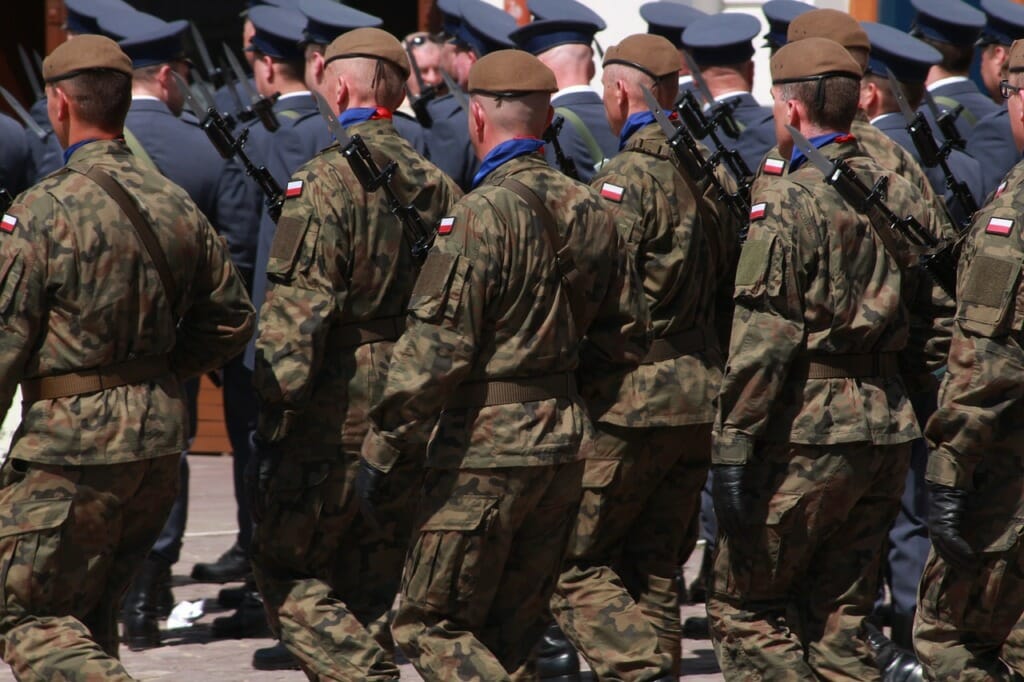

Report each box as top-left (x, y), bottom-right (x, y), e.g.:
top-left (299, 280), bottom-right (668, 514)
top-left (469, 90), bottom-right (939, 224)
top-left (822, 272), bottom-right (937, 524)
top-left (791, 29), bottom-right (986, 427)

top-left (43, 34), bottom-right (133, 83)
top-left (771, 36), bottom-right (862, 84)
top-left (324, 27), bottom-right (410, 78)
top-left (1008, 38), bottom-right (1024, 72)
top-left (788, 9), bottom-right (871, 52)
top-left (467, 49), bottom-right (557, 95)
top-left (603, 33), bottom-right (680, 81)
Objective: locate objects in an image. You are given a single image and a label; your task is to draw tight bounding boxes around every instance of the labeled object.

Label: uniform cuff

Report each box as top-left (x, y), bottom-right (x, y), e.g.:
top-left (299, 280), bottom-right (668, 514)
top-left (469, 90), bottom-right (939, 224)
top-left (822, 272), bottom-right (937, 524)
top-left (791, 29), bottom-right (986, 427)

top-left (712, 430), bottom-right (755, 465)
top-left (361, 428), bottom-right (401, 474)
top-left (925, 447), bottom-right (974, 490)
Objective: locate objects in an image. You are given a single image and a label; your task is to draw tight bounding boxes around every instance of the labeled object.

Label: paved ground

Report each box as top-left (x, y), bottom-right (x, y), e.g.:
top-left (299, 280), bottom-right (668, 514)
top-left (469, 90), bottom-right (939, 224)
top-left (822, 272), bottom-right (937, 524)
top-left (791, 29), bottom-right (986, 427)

top-left (0, 454), bottom-right (724, 681)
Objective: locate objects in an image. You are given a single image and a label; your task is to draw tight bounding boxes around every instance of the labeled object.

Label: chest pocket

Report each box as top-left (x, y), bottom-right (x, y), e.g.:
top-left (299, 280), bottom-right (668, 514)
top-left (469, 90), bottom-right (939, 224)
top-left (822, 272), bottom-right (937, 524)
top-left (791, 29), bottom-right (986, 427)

top-left (958, 254), bottom-right (1022, 337)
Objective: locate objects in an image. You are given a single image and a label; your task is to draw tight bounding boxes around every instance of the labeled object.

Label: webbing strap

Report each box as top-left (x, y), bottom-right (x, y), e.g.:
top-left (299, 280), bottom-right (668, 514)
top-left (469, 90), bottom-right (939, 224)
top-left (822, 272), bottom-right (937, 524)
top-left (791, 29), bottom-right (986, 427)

top-left (932, 96), bottom-right (978, 127)
top-left (446, 374), bottom-right (576, 409)
top-left (554, 106), bottom-right (605, 169)
top-left (337, 316), bottom-right (405, 348)
top-left (794, 353), bottom-right (899, 380)
top-left (21, 354), bottom-right (170, 402)
top-left (121, 127), bottom-right (159, 172)
top-left (642, 328), bottom-right (705, 364)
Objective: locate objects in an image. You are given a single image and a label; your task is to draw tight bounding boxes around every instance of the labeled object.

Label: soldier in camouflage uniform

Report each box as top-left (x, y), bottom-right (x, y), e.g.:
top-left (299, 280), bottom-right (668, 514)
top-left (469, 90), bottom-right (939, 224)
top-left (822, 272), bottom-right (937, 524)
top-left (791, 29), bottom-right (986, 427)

top-left (914, 39), bottom-right (1024, 681)
top-left (249, 28), bottom-right (461, 681)
top-left (708, 38), bottom-right (951, 681)
top-left (360, 49), bottom-right (649, 681)
top-left (0, 36), bottom-right (254, 681)
top-left (548, 33), bottom-right (722, 680)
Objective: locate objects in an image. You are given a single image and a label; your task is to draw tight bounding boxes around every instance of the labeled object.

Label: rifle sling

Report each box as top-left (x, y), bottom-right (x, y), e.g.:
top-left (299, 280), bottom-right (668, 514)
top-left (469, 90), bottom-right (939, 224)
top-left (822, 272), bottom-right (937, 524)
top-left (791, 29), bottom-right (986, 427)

top-left (554, 106), bottom-right (605, 169)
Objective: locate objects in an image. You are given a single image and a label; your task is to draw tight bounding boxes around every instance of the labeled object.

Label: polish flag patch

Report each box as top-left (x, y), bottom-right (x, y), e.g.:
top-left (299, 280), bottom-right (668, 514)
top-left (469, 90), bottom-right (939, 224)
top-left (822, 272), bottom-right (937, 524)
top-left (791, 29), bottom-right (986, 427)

top-left (600, 182), bottom-right (624, 203)
top-left (996, 181), bottom-right (1008, 198)
top-left (437, 216), bottom-right (456, 235)
top-left (763, 158), bottom-right (785, 176)
top-left (986, 217), bottom-right (1014, 236)
top-left (749, 202), bottom-right (767, 221)
top-left (0, 214), bottom-right (16, 234)
top-left (285, 180), bottom-right (303, 198)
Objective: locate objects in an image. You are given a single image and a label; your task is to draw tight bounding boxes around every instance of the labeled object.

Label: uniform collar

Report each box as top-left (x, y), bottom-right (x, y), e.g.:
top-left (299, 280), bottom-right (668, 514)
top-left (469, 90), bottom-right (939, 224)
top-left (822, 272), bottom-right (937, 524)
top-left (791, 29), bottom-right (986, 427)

top-left (472, 137), bottom-right (546, 188)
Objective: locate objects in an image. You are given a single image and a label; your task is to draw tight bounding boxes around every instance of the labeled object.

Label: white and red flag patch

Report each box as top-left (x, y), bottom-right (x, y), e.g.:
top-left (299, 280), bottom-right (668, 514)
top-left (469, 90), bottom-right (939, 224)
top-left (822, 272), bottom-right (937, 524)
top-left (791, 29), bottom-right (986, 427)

top-left (996, 181), bottom-right (1008, 198)
top-left (0, 214), bottom-right (16, 234)
top-left (600, 182), bottom-right (624, 202)
top-left (763, 158), bottom-right (785, 175)
top-left (437, 216), bottom-right (456, 235)
top-left (285, 180), bottom-right (303, 198)
top-left (986, 217), bottom-right (1014, 236)
top-left (749, 202), bottom-right (767, 221)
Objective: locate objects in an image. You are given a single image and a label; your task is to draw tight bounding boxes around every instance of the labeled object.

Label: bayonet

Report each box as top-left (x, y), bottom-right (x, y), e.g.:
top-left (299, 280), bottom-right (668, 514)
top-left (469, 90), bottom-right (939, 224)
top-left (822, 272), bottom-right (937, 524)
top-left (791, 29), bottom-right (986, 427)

top-left (223, 43), bottom-right (279, 132)
top-left (441, 70), bottom-right (469, 111)
top-left (17, 45), bottom-right (43, 102)
top-left (405, 45), bottom-right (435, 127)
top-left (218, 59), bottom-right (253, 123)
top-left (683, 50), bottom-right (741, 138)
top-left (190, 22), bottom-right (224, 89)
top-left (0, 188), bottom-right (12, 214)
top-left (313, 91), bottom-right (350, 142)
top-left (786, 124), bottom-right (958, 298)
top-left (31, 49), bottom-right (43, 78)
top-left (0, 86), bottom-right (47, 140)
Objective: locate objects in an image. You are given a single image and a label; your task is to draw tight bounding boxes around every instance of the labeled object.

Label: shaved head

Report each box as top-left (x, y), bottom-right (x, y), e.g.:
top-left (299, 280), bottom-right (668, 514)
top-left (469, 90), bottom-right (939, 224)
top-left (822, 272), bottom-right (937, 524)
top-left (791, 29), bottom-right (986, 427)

top-left (325, 56), bottom-right (406, 110)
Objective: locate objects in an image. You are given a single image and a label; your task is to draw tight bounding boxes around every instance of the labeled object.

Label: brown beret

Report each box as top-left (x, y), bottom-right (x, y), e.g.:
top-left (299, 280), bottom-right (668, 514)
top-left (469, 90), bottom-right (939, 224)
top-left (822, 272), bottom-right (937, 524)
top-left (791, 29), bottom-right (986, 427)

top-left (467, 49), bottom-right (557, 95)
top-left (324, 27), bottom-right (410, 79)
top-left (1009, 39), bottom-right (1024, 73)
top-left (787, 9), bottom-right (871, 53)
top-left (43, 34), bottom-right (133, 83)
top-left (603, 34), bottom-right (680, 81)
top-left (771, 37), bottom-right (863, 84)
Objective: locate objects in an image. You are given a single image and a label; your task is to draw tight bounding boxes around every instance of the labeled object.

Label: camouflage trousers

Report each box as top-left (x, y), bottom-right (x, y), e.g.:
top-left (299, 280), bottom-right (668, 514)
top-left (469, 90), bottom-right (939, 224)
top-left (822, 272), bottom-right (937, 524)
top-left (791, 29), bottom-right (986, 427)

top-left (551, 422), bottom-right (711, 680)
top-left (914, 448), bottom-right (1024, 680)
top-left (0, 453), bottom-right (179, 682)
top-left (393, 460), bottom-right (584, 682)
top-left (708, 441), bottom-right (910, 681)
top-left (251, 445), bottom-right (422, 681)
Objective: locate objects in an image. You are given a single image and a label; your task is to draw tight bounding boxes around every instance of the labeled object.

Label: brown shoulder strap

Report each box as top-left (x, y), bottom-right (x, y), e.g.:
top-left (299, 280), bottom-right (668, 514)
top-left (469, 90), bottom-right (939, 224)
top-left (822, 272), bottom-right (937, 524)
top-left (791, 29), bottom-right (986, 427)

top-left (82, 167), bottom-right (180, 316)
top-left (499, 176), bottom-right (586, 335)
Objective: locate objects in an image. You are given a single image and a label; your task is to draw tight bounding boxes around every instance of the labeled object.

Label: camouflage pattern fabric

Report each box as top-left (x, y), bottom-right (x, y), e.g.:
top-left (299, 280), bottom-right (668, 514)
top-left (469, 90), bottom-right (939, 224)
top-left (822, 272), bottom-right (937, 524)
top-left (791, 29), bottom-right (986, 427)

top-left (363, 152), bottom-right (648, 678)
top-left (915, 158), bottom-right (1024, 680)
top-left (710, 135), bottom-right (952, 679)
top-left (251, 118), bottom-right (459, 678)
top-left (551, 423), bottom-right (711, 679)
top-left (0, 139), bottom-right (255, 466)
top-left (708, 441), bottom-right (911, 681)
top-left (391, 461), bottom-right (584, 682)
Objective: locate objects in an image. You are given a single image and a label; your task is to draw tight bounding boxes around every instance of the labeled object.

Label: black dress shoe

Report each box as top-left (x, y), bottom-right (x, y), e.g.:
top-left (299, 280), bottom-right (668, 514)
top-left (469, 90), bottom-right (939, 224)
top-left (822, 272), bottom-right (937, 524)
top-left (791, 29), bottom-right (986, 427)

top-left (537, 624), bottom-right (581, 682)
top-left (191, 542), bottom-right (251, 584)
top-left (210, 593), bottom-right (270, 639)
top-left (252, 641), bottom-right (301, 671)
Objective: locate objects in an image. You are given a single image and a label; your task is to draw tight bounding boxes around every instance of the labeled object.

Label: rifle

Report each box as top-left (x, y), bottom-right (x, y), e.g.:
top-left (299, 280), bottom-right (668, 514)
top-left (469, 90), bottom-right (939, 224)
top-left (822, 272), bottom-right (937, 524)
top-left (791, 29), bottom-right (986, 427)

top-left (885, 68), bottom-right (977, 229)
top-left (405, 45), bottom-right (436, 127)
top-left (312, 92), bottom-right (436, 261)
top-left (0, 188), bottom-right (12, 215)
top-left (0, 86), bottom-right (48, 141)
top-left (787, 124), bottom-right (958, 299)
top-left (642, 85), bottom-right (750, 231)
top-left (171, 72), bottom-right (284, 222)
top-left (222, 44), bottom-right (280, 133)
top-left (683, 50), bottom-right (742, 139)
top-left (543, 115), bottom-right (580, 180)
top-left (923, 89), bottom-right (967, 151)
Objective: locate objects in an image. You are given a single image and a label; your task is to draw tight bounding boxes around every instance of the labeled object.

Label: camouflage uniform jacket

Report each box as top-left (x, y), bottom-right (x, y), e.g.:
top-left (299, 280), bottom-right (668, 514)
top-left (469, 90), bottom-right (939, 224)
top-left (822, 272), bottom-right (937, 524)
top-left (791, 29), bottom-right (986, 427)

top-left (0, 139), bottom-right (254, 465)
top-left (362, 152), bottom-right (649, 472)
top-left (925, 158), bottom-right (1024, 490)
top-left (755, 115), bottom-right (957, 394)
top-left (254, 118), bottom-right (462, 449)
top-left (590, 121), bottom-right (724, 427)
top-left (714, 135), bottom-right (948, 465)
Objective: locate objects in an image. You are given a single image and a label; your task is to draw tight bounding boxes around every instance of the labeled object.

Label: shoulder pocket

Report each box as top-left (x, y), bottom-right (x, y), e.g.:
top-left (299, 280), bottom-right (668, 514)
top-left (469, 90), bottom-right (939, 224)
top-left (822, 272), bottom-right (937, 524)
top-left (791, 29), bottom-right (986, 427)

top-left (734, 234), bottom-right (779, 298)
top-left (0, 255), bottom-right (24, 317)
top-left (958, 254), bottom-right (1022, 336)
top-left (409, 251), bottom-right (470, 323)
top-left (267, 215), bottom-right (312, 281)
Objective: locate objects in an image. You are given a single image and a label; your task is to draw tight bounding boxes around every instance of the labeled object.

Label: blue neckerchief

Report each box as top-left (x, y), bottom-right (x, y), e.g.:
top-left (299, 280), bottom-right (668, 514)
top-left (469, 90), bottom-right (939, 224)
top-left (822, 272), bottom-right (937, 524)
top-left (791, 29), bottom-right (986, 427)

top-left (619, 111), bottom-right (660, 150)
top-left (471, 137), bottom-right (545, 188)
top-left (789, 132), bottom-right (844, 173)
top-left (338, 106), bottom-right (392, 129)
top-left (62, 137), bottom-right (103, 165)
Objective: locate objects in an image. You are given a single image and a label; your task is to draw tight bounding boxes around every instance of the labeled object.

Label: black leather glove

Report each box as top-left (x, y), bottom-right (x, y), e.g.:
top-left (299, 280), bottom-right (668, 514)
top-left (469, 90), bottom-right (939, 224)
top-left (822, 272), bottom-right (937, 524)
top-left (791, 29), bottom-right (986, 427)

top-left (355, 458), bottom-right (386, 531)
top-left (245, 433), bottom-right (281, 525)
top-left (712, 464), bottom-right (749, 539)
top-left (927, 483), bottom-right (977, 572)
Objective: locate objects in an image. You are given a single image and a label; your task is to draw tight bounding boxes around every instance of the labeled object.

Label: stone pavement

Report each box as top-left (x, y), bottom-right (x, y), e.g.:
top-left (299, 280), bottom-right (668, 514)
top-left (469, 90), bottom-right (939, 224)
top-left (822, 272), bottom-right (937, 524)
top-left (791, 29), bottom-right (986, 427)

top-left (0, 454), bottom-right (724, 681)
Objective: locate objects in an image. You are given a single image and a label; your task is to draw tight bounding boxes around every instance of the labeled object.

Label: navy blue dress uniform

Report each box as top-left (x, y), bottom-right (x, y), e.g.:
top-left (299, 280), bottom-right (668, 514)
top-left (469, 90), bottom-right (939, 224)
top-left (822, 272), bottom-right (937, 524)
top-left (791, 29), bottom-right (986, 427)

top-left (682, 13), bottom-right (776, 174)
top-left (910, 0), bottom-right (1000, 135)
top-left (864, 22), bottom-right (984, 228)
top-left (0, 114), bottom-right (31, 196)
top-left (509, 18), bottom-right (617, 181)
top-left (762, 0), bottom-right (813, 53)
top-left (639, 1), bottom-right (706, 99)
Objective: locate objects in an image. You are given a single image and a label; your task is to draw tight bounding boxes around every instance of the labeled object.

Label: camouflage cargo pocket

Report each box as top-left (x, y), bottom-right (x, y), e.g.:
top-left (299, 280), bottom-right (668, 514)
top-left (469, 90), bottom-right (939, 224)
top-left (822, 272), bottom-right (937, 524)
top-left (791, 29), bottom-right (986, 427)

top-left (260, 460), bottom-right (331, 570)
top-left (961, 519), bottom-right (1024, 633)
top-left (0, 497), bottom-right (72, 615)
top-left (763, 491), bottom-right (805, 586)
top-left (581, 458), bottom-right (619, 490)
top-left (402, 495), bottom-right (498, 610)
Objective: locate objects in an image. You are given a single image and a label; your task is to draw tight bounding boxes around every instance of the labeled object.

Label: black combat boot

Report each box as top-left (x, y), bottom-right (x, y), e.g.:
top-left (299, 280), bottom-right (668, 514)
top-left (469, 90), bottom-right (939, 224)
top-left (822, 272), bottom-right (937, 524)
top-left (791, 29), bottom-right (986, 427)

top-left (218, 574), bottom-right (258, 608)
top-left (864, 621), bottom-right (924, 682)
top-left (121, 556), bottom-right (172, 650)
top-left (537, 624), bottom-right (581, 682)
top-left (252, 641), bottom-right (302, 671)
top-left (210, 591), bottom-right (270, 638)
top-left (190, 541), bottom-right (250, 583)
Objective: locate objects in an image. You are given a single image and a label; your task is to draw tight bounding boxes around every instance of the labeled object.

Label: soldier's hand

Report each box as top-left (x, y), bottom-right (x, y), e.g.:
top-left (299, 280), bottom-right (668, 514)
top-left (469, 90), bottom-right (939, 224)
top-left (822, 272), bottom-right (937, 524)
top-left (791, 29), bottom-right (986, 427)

top-left (927, 483), bottom-right (976, 572)
top-left (712, 464), bottom-right (749, 538)
top-left (246, 433), bottom-right (281, 525)
top-left (355, 458), bottom-right (386, 532)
